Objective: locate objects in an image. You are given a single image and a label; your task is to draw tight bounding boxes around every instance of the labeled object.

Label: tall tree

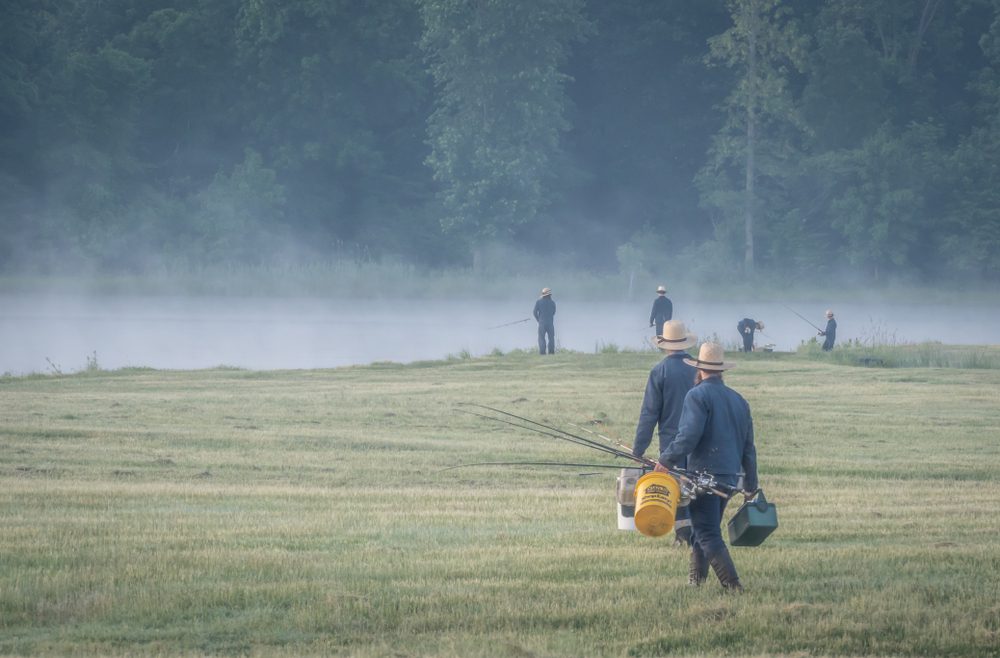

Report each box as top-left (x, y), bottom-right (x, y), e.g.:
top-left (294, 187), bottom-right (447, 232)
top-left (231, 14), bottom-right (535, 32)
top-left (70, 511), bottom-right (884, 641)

top-left (700, 0), bottom-right (807, 276)
top-left (419, 0), bottom-right (590, 267)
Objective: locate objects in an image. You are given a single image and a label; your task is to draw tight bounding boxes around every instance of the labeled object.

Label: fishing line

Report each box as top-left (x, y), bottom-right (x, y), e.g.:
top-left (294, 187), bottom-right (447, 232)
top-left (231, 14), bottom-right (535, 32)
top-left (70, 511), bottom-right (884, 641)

top-left (782, 303), bottom-right (823, 332)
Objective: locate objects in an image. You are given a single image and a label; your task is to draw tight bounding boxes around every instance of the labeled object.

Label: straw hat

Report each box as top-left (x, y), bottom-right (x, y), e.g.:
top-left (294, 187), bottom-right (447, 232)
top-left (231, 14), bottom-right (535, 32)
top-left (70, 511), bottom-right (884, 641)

top-left (825, 309), bottom-right (834, 318)
top-left (656, 285), bottom-right (667, 294)
top-left (541, 288), bottom-right (552, 297)
top-left (655, 320), bottom-right (697, 351)
top-left (684, 342), bottom-right (735, 371)
top-left (756, 320), bottom-right (765, 330)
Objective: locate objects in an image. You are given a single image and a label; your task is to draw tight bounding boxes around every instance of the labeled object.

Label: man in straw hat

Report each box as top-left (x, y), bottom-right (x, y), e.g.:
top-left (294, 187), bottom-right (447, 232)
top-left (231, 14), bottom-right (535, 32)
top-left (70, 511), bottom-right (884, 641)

top-left (648, 285), bottom-right (673, 337)
top-left (654, 342), bottom-right (759, 592)
top-left (736, 317), bottom-right (764, 352)
top-left (819, 309), bottom-right (836, 351)
top-left (533, 287), bottom-right (556, 354)
top-left (633, 320), bottom-right (698, 545)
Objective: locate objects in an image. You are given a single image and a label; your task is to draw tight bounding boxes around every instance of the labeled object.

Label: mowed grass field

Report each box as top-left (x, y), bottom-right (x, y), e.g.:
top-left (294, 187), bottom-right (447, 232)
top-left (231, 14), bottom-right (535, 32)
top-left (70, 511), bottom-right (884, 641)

top-left (2, 350), bottom-right (999, 657)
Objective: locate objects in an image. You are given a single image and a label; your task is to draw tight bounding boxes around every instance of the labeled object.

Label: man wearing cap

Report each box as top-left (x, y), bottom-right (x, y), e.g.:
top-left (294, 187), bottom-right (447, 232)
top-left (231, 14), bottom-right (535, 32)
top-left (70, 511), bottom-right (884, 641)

top-left (819, 310), bottom-right (836, 351)
top-left (533, 288), bottom-right (556, 355)
top-left (633, 320), bottom-right (698, 545)
top-left (736, 318), bottom-right (764, 352)
top-left (654, 342), bottom-right (758, 592)
top-left (649, 286), bottom-right (673, 337)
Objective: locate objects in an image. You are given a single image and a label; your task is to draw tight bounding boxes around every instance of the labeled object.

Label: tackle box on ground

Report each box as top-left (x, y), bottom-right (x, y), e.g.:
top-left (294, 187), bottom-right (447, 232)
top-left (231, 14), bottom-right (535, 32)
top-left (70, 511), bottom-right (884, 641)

top-left (727, 490), bottom-right (778, 546)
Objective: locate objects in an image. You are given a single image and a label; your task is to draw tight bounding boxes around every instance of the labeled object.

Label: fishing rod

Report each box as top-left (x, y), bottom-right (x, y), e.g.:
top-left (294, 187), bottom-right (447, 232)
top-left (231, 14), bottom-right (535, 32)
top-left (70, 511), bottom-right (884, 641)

top-left (486, 317), bottom-right (532, 330)
top-left (567, 422), bottom-right (636, 456)
top-left (440, 461), bottom-right (635, 472)
top-left (566, 422), bottom-right (735, 498)
top-left (461, 403), bottom-right (655, 465)
top-left (459, 404), bottom-right (734, 498)
top-left (782, 303), bottom-right (823, 332)
top-left (457, 408), bottom-right (641, 463)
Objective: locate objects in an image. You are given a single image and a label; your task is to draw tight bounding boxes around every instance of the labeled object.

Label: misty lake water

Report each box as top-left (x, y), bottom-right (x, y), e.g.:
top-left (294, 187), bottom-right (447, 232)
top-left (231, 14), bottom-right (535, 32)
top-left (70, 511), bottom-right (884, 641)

top-left (2, 294), bottom-right (999, 375)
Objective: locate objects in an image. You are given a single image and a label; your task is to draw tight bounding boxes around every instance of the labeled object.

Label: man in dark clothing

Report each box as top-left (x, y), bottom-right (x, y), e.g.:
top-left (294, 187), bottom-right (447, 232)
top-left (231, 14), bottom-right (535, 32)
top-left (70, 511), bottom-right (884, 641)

top-left (654, 342), bottom-right (758, 592)
top-left (649, 285), bottom-right (673, 336)
top-left (533, 288), bottom-right (556, 354)
top-left (736, 318), bottom-right (764, 352)
top-left (632, 320), bottom-right (698, 545)
top-left (819, 309), bottom-right (837, 351)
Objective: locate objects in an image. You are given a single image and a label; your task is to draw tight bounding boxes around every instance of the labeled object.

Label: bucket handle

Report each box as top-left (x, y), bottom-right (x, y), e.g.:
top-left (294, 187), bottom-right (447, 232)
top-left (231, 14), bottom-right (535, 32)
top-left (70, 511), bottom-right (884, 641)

top-left (746, 489), bottom-right (769, 512)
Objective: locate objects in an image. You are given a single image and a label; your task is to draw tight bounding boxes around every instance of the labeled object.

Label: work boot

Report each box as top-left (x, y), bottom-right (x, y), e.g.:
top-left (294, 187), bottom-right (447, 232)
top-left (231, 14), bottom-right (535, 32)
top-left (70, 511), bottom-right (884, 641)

top-left (709, 551), bottom-right (744, 593)
top-left (688, 547), bottom-right (709, 587)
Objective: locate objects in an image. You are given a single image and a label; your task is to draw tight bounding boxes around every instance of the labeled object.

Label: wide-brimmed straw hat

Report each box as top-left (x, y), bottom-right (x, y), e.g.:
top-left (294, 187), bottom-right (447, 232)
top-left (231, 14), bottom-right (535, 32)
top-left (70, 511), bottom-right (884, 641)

top-left (541, 287), bottom-right (552, 296)
top-left (655, 320), bottom-right (697, 351)
top-left (656, 285), bottom-right (666, 294)
top-left (825, 309), bottom-right (834, 317)
top-left (756, 320), bottom-right (765, 330)
top-left (684, 342), bottom-right (736, 371)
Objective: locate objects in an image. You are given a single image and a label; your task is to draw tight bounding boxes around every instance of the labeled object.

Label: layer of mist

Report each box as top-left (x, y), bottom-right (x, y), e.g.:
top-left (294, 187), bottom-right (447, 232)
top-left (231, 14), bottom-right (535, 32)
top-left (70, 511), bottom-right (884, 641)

top-left (3, 294), bottom-right (998, 375)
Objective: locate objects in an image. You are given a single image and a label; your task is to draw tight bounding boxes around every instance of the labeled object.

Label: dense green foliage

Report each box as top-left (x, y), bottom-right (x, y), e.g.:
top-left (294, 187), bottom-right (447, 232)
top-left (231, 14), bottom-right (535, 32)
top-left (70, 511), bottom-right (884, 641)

top-left (3, 0), bottom-right (999, 282)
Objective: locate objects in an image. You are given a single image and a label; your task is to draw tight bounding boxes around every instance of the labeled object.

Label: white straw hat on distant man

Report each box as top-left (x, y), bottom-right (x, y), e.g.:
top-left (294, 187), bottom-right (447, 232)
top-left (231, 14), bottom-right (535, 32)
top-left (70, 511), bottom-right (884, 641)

top-left (541, 287), bottom-right (552, 297)
top-left (684, 341), bottom-right (736, 371)
top-left (656, 285), bottom-right (667, 294)
top-left (655, 320), bottom-right (697, 352)
top-left (825, 309), bottom-right (834, 318)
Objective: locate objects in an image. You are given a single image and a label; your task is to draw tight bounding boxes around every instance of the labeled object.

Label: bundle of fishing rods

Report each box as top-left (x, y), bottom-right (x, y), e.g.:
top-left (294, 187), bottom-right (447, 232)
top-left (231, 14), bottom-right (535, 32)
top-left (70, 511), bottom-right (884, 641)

top-left (453, 403), bottom-right (734, 500)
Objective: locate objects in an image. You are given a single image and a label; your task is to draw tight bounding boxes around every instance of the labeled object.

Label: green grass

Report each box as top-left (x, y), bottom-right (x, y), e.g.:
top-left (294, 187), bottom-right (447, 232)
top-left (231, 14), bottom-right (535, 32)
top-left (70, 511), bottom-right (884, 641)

top-left (2, 350), bottom-right (1000, 656)
top-left (799, 338), bottom-right (1000, 369)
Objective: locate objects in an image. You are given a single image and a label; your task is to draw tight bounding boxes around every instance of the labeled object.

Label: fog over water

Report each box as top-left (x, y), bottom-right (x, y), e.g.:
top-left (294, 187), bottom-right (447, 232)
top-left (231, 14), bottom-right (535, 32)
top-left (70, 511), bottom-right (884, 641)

top-left (2, 293), bottom-right (998, 375)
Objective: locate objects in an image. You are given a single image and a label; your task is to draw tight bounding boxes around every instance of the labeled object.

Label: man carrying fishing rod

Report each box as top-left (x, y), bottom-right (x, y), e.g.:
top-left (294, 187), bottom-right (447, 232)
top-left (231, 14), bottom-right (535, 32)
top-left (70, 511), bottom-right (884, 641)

top-left (783, 304), bottom-right (837, 350)
top-left (654, 342), bottom-right (758, 592)
top-left (819, 309), bottom-right (837, 351)
top-left (632, 320), bottom-right (698, 545)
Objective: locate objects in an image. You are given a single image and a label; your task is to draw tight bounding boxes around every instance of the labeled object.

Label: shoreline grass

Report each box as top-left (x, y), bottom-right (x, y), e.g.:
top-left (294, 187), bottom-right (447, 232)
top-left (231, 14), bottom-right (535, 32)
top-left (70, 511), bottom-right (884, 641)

top-left (2, 352), bottom-right (999, 656)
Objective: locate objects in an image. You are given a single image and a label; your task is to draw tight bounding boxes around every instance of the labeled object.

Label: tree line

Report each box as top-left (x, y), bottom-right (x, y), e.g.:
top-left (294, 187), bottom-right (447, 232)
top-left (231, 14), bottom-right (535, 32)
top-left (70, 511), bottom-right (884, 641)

top-left (2, 0), bottom-right (999, 283)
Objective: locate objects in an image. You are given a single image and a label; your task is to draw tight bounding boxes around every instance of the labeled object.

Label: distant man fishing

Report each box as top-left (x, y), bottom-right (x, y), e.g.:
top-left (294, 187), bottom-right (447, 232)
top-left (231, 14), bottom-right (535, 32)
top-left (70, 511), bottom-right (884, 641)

top-left (819, 309), bottom-right (837, 351)
top-left (632, 320), bottom-right (698, 545)
top-left (654, 342), bottom-right (759, 592)
top-left (533, 287), bottom-right (556, 355)
top-left (736, 318), bottom-right (764, 352)
top-left (648, 285), bottom-right (673, 336)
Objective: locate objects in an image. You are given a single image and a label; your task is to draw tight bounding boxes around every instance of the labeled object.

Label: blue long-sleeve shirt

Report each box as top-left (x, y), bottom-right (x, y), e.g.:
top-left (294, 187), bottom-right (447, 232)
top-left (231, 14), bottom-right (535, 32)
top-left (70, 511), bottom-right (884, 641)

top-left (633, 353), bottom-right (696, 458)
top-left (822, 318), bottom-right (837, 351)
top-left (649, 296), bottom-right (673, 325)
top-left (658, 377), bottom-right (758, 491)
top-left (533, 297), bottom-right (556, 326)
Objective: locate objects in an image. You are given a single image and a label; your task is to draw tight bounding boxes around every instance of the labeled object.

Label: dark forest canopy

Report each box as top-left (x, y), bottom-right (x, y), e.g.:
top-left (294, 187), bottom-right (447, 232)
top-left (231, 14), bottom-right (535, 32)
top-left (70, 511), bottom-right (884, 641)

top-left (2, 0), bottom-right (1000, 284)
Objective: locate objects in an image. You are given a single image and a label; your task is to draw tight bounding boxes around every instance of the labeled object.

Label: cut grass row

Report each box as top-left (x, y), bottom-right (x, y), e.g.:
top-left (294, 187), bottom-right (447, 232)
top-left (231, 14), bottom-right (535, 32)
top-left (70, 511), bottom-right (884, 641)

top-left (2, 349), bottom-right (999, 656)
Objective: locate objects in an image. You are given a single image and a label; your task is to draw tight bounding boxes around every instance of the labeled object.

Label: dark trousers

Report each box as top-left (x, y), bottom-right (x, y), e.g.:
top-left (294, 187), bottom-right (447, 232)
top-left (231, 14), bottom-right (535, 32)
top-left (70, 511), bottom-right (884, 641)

top-left (538, 323), bottom-right (555, 354)
top-left (689, 490), bottom-right (732, 566)
top-left (654, 320), bottom-right (665, 337)
top-left (741, 333), bottom-right (753, 352)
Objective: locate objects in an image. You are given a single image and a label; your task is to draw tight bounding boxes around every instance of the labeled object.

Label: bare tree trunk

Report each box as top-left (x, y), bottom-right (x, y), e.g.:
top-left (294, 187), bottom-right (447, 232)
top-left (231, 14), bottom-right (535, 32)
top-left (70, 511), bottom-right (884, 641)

top-left (908, 0), bottom-right (943, 72)
top-left (744, 7), bottom-right (757, 277)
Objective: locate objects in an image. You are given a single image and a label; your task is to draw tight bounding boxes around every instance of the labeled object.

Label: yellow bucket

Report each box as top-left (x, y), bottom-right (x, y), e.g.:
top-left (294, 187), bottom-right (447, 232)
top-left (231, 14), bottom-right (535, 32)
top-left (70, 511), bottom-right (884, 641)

top-left (633, 472), bottom-right (681, 537)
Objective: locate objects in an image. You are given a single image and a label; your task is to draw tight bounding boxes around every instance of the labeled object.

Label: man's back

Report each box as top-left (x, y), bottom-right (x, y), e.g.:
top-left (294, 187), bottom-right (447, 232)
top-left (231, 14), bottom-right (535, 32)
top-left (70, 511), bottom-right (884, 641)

top-left (633, 353), bottom-right (696, 456)
top-left (534, 296), bottom-right (556, 324)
